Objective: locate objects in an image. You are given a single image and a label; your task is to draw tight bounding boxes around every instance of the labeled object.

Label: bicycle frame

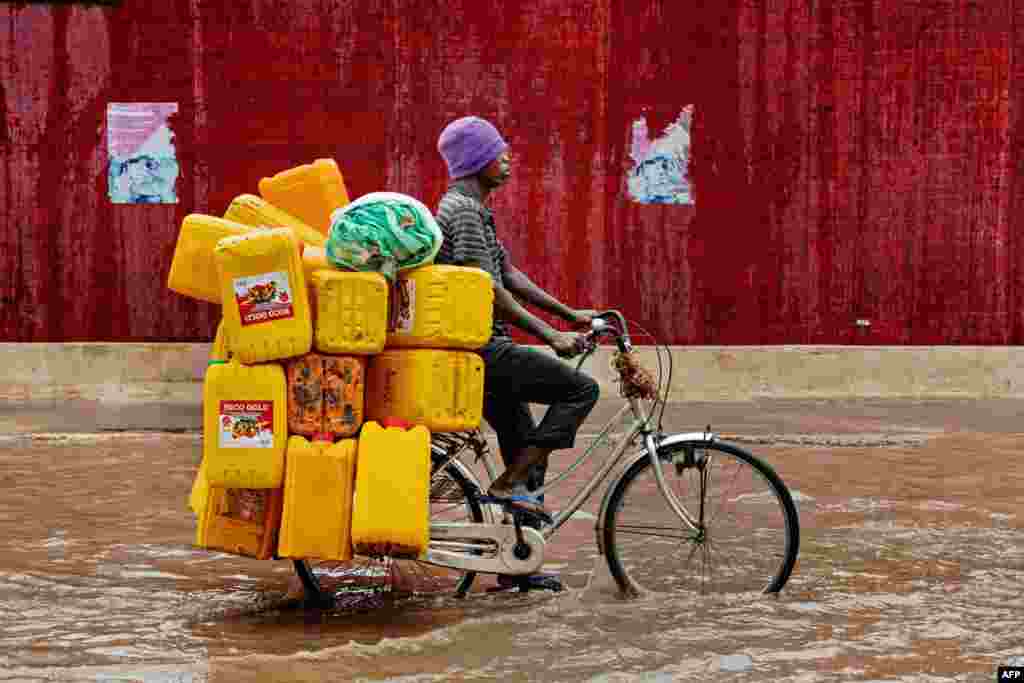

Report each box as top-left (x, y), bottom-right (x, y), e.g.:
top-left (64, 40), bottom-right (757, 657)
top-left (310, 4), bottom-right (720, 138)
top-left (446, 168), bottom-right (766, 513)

top-left (426, 311), bottom-right (724, 578)
top-left (543, 400), bottom-right (645, 538)
top-left (296, 311), bottom-right (798, 599)
top-left (463, 395), bottom-right (714, 541)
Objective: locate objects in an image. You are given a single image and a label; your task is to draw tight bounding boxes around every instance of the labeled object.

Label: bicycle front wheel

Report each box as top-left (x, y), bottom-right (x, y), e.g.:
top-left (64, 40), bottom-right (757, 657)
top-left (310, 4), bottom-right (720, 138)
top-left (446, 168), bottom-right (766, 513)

top-left (602, 440), bottom-right (799, 597)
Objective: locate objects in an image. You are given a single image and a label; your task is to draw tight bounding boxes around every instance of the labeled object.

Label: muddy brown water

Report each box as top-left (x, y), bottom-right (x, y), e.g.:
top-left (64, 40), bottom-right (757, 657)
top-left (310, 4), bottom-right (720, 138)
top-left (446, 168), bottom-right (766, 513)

top-left (1, 412), bottom-right (1023, 682)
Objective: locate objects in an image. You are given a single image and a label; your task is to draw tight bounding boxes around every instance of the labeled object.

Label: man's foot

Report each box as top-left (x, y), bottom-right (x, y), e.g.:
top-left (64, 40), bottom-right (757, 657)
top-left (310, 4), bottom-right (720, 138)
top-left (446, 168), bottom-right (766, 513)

top-left (489, 446), bottom-right (552, 494)
top-left (485, 482), bottom-right (551, 521)
top-left (482, 495), bottom-right (553, 527)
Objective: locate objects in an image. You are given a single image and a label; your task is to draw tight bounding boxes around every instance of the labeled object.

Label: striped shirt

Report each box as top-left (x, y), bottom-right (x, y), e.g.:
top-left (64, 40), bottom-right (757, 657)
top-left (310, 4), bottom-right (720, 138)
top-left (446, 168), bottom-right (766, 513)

top-left (434, 179), bottom-right (511, 342)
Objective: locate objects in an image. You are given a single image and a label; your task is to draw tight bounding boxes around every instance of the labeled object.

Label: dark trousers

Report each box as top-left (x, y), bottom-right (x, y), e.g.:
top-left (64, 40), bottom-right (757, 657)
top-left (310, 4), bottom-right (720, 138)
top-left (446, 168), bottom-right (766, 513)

top-left (478, 340), bottom-right (600, 493)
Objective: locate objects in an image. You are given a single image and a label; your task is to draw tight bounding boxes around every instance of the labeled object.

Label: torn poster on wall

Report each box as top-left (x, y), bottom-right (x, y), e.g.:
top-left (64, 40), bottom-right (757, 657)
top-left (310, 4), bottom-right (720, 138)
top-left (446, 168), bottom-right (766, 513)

top-left (107, 102), bottom-right (180, 204)
top-left (627, 106), bottom-right (693, 205)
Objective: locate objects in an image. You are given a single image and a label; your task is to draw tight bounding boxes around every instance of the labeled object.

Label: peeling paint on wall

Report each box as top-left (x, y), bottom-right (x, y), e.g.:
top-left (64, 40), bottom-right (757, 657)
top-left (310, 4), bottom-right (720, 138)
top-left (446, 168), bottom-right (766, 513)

top-left (107, 102), bottom-right (179, 204)
top-left (627, 106), bottom-right (693, 205)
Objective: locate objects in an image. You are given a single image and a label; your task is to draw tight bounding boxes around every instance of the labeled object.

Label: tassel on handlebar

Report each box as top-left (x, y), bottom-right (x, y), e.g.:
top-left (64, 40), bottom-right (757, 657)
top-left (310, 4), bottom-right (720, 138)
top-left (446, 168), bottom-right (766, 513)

top-left (611, 350), bottom-right (659, 400)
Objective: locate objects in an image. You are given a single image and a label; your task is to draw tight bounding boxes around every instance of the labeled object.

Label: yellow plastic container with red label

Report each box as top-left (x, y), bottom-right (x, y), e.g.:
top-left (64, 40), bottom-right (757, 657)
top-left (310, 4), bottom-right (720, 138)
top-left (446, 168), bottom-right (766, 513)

top-left (167, 214), bottom-right (251, 304)
top-left (386, 265), bottom-right (493, 350)
top-left (278, 435), bottom-right (357, 561)
top-left (214, 227), bottom-right (313, 364)
top-left (351, 422), bottom-right (430, 558)
top-left (196, 486), bottom-right (284, 560)
top-left (202, 358), bottom-right (288, 489)
top-left (257, 159), bottom-right (351, 236)
top-left (364, 349), bottom-right (484, 432)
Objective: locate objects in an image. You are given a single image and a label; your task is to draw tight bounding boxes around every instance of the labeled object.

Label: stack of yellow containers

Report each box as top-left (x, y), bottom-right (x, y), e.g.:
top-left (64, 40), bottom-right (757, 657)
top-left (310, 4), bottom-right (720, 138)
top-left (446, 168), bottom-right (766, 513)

top-left (350, 265), bottom-right (493, 558)
top-left (194, 225), bottom-right (311, 560)
top-left (174, 159), bottom-right (354, 561)
top-left (365, 266), bottom-right (493, 430)
top-left (174, 157), bottom-right (495, 565)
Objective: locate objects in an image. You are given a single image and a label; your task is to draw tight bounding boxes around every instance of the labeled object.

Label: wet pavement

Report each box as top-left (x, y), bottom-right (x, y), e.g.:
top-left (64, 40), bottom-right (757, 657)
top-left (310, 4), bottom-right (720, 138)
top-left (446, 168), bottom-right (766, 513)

top-left (5, 396), bottom-right (1024, 437)
top-left (1, 399), bottom-right (1023, 682)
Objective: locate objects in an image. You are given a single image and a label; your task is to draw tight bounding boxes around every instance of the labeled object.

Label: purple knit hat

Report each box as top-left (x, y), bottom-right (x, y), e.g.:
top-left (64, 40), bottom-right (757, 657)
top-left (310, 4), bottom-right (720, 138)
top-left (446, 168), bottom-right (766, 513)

top-left (437, 116), bottom-right (508, 179)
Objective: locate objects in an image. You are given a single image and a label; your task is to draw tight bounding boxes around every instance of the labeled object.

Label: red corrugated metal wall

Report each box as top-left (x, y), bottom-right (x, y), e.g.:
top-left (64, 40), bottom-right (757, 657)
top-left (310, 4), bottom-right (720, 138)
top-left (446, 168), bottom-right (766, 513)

top-left (1, 0), bottom-right (1020, 344)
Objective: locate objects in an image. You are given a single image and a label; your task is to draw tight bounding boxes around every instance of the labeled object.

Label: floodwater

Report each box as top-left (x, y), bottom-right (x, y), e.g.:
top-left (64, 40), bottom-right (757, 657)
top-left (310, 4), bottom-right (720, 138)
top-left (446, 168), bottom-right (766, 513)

top-left (1, 406), bottom-right (1023, 682)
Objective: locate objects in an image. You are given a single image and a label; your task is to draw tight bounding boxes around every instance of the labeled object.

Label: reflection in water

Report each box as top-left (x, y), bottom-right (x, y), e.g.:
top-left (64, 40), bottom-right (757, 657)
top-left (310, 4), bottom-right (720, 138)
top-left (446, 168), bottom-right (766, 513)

top-left (0, 432), bottom-right (1022, 681)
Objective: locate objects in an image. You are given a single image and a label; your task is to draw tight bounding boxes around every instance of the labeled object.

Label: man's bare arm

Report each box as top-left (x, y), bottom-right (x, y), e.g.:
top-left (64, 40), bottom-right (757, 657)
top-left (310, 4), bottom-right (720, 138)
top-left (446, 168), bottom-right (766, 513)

top-left (503, 264), bottom-right (574, 321)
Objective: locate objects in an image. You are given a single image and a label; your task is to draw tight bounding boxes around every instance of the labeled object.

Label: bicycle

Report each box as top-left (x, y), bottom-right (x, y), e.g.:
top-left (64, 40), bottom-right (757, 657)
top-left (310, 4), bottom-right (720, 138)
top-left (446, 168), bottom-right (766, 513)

top-left (292, 310), bottom-right (800, 606)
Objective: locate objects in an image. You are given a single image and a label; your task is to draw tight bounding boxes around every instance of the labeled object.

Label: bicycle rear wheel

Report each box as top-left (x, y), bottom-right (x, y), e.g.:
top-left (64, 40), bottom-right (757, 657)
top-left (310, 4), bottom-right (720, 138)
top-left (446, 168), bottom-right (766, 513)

top-left (602, 440), bottom-right (799, 597)
top-left (293, 440), bottom-right (486, 606)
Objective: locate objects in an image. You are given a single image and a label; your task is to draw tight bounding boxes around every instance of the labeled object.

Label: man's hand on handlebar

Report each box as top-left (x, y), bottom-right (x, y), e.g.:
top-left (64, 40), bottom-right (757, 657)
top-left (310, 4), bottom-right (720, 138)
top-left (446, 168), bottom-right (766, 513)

top-left (567, 309), bottom-right (601, 330)
top-left (547, 310), bottom-right (627, 363)
top-left (548, 331), bottom-right (588, 359)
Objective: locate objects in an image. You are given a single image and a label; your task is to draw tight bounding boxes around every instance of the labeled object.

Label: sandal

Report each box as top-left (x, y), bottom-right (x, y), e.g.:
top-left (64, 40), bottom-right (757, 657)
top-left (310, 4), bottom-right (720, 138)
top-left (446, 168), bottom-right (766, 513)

top-left (480, 492), bottom-right (553, 527)
top-left (504, 494), bottom-right (549, 517)
top-left (486, 479), bottom-right (553, 521)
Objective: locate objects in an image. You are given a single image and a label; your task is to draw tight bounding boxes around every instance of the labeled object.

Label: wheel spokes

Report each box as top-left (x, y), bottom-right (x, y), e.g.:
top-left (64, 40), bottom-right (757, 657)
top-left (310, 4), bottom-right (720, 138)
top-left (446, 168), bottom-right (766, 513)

top-left (609, 444), bottom-right (796, 596)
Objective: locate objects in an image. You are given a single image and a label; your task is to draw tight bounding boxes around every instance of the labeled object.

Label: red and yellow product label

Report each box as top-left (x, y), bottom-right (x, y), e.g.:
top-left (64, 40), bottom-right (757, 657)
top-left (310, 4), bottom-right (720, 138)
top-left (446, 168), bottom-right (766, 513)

top-left (233, 271), bottom-right (295, 326)
top-left (219, 400), bottom-right (274, 448)
top-left (388, 279), bottom-right (416, 334)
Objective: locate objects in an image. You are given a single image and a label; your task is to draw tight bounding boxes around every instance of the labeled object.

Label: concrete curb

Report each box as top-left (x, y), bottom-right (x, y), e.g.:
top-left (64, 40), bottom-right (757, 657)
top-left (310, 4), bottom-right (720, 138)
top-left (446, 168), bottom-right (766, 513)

top-left (0, 343), bottom-right (208, 404)
top-left (4, 343), bottom-right (1024, 407)
top-left (595, 345), bottom-right (1024, 401)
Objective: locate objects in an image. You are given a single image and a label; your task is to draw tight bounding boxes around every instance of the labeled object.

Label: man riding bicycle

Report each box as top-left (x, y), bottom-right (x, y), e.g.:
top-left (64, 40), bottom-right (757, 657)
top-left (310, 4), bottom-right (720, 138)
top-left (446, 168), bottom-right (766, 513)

top-left (433, 116), bottom-right (601, 525)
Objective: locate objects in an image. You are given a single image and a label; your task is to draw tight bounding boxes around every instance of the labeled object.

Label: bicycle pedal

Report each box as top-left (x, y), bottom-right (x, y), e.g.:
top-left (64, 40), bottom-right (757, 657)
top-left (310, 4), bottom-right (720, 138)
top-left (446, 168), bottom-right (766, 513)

top-left (513, 507), bottom-right (553, 528)
top-left (489, 574), bottom-right (564, 593)
top-left (300, 593), bottom-right (335, 610)
top-left (485, 582), bottom-right (519, 594)
top-left (523, 575), bottom-right (563, 592)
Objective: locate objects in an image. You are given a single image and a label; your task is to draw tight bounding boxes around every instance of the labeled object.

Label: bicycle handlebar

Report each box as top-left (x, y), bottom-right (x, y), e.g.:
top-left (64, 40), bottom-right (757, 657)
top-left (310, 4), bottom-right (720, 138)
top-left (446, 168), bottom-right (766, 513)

top-left (574, 310), bottom-right (633, 371)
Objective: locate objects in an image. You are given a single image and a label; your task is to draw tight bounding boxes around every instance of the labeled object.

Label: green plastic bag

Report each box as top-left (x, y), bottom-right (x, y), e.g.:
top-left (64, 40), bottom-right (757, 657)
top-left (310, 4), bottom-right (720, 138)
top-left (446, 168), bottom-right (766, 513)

top-left (325, 192), bottom-right (443, 281)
